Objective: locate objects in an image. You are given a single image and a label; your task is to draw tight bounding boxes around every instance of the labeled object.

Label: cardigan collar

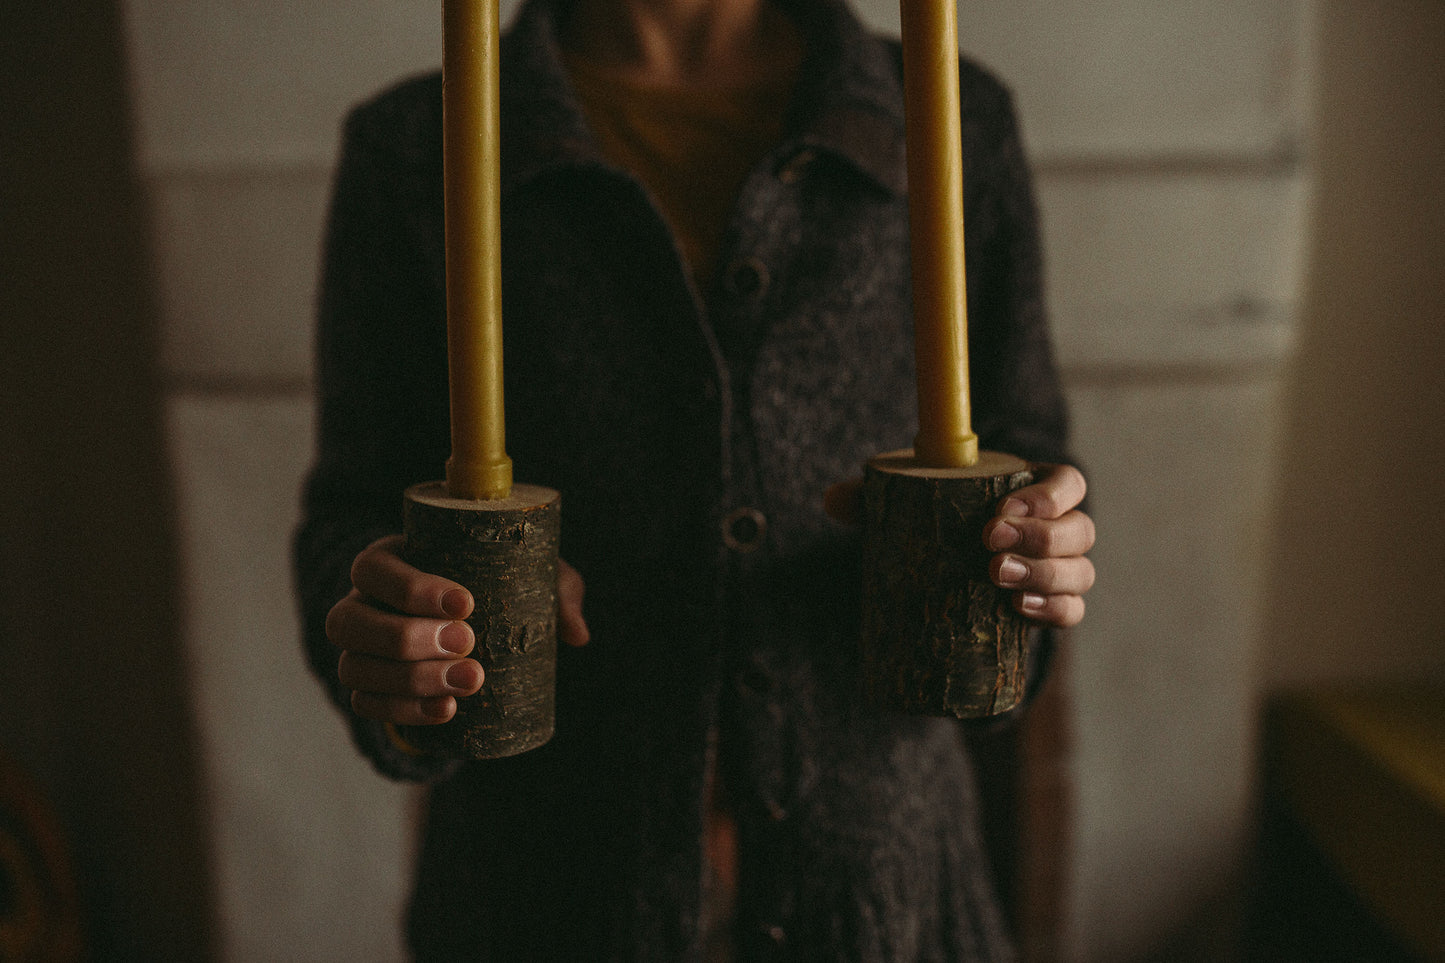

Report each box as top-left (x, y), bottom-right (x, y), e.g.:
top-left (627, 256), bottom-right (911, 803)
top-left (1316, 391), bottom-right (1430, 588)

top-left (498, 0), bottom-right (908, 197)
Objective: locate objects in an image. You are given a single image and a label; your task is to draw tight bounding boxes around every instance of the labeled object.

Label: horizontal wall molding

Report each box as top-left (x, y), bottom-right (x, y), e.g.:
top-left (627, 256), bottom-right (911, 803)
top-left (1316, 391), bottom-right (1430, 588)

top-left (138, 149), bottom-right (339, 179)
top-left (1053, 298), bottom-right (1298, 372)
top-left (1034, 144), bottom-right (1305, 180)
top-left (164, 375), bottom-right (314, 398)
top-left (1061, 358), bottom-right (1287, 388)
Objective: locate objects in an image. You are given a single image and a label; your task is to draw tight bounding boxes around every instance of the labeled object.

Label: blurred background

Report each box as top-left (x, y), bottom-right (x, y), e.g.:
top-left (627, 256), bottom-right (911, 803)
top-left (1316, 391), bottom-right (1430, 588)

top-left (2, 0), bottom-right (1441, 960)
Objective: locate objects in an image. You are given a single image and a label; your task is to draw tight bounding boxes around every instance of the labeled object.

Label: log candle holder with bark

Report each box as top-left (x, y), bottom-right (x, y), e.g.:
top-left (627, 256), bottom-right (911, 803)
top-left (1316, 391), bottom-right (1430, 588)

top-left (861, 451), bottom-right (1033, 717)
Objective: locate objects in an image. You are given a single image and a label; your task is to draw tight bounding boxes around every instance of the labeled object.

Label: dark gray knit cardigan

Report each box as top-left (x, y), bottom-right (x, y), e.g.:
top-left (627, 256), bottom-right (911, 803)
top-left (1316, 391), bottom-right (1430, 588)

top-left (293, 0), bottom-right (1068, 958)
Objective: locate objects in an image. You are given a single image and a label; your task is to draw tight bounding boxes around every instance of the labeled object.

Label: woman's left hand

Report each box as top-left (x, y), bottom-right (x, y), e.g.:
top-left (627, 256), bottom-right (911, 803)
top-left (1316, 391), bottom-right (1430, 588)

top-left (982, 463), bottom-right (1095, 628)
top-left (824, 462), bottom-right (1096, 629)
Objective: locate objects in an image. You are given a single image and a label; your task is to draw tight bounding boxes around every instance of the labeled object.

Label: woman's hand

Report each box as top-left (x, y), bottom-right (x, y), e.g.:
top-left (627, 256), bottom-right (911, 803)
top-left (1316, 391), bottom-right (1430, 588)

top-left (325, 535), bottom-right (590, 725)
top-left (824, 462), bottom-right (1095, 629)
top-left (982, 464), bottom-right (1094, 628)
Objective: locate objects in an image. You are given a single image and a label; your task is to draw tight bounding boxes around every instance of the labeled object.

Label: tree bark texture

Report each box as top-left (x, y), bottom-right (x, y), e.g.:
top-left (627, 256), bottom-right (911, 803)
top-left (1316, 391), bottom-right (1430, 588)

top-left (860, 450), bottom-right (1033, 718)
top-left (398, 482), bottom-right (560, 758)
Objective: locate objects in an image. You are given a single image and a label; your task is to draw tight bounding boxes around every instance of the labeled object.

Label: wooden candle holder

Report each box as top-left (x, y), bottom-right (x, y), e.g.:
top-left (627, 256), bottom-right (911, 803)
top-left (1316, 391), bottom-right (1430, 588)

top-left (860, 449), bottom-right (1033, 718)
top-left (396, 481), bottom-right (561, 759)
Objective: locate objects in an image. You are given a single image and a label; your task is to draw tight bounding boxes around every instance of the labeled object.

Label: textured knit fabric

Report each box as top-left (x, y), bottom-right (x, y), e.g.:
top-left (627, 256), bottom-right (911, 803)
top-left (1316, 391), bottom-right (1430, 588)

top-left (292, 0), bottom-right (1069, 958)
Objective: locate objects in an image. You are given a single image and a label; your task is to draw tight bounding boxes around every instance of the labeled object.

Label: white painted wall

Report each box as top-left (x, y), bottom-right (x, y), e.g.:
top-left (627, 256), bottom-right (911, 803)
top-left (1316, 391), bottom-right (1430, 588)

top-left (120, 0), bottom-right (1311, 959)
top-left (953, 4), bottom-right (1309, 958)
top-left (123, 3), bottom-right (445, 959)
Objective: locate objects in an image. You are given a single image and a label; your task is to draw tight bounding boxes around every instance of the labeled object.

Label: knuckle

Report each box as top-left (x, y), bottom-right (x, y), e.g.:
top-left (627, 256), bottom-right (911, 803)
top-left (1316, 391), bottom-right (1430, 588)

top-left (1063, 597), bottom-right (1086, 627)
top-left (401, 581), bottom-right (431, 618)
top-left (324, 597), bottom-right (353, 647)
top-left (403, 618), bottom-right (443, 659)
top-left (401, 662), bottom-right (428, 696)
top-left (349, 548), bottom-right (376, 591)
top-left (337, 652), bottom-right (359, 687)
top-left (421, 697), bottom-right (457, 724)
top-left (412, 660), bottom-right (452, 698)
top-left (1031, 521), bottom-right (1061, 557)
top-left (351, 690), bottom-right (382, 720)
top-left (1033, 557), bottom-right (1062, 592)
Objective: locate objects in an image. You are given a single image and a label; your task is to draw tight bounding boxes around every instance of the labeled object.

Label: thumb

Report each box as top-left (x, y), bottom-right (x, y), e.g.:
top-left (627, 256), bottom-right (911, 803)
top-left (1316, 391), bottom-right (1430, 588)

top-left (557, 558), bottom-right (590, 646)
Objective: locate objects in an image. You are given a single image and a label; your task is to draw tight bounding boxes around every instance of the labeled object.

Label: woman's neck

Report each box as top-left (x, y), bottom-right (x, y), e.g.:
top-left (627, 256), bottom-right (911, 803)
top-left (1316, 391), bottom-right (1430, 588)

top-left (561, 0), bottom-right (801, 89)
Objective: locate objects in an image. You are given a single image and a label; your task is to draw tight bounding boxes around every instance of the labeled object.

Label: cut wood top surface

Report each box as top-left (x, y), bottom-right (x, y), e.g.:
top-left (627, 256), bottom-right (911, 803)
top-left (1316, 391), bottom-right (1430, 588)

top-left (867, 448), bottom-right (1030, 480)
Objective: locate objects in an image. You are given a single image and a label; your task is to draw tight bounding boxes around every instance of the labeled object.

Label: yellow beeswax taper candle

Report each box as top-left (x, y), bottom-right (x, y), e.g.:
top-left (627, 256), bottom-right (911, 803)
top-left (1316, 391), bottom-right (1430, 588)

top-left (443, 0), bottom-right (513, 500)
top-left (900, 0), bottom-right (979, 469)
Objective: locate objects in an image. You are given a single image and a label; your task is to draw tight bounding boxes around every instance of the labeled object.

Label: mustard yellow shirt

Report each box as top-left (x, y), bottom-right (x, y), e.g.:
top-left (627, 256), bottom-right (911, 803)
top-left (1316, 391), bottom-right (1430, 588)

top-left (564, 53), bottom-right (795, 283)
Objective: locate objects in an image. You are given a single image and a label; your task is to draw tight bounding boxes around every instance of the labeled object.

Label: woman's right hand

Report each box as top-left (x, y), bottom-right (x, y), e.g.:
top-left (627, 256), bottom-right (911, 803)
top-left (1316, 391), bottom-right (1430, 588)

top-left (326, 535), bottom-right (591, 726)
top-left (326, 535), bottom-right (483, 725)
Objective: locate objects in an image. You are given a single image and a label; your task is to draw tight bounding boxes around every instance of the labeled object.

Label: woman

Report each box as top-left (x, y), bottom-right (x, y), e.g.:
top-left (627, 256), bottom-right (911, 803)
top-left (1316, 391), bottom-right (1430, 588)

top-left (294, 0), bottom-right (1095, 957)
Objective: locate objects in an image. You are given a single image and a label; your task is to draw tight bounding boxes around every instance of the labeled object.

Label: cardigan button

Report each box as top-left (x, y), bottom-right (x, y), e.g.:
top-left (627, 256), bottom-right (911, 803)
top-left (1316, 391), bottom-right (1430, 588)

top-left (742, 920), bottom-right (788, 958)
top-left (725, 256), bottom-right (769, 302)
top-left (722, 507), bottom-right (767, 552)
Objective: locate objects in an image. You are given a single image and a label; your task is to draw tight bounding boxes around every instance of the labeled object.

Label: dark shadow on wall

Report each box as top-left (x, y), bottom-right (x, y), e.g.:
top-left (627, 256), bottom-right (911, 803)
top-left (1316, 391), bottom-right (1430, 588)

top-left (0, 0), bottom-right (217, 958)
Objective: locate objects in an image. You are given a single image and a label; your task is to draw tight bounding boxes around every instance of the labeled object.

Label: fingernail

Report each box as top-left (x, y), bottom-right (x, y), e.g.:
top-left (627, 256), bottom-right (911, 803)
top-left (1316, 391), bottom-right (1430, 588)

top-left (998, 557), bottom-right (1028, 586)
top-left (988, 521), bottom-right (1021, 550)
top-left (446, 660), bottom-right (480, 692)
top-left (423, 697), bottom-right (454, 720)
top-left (1020, 593), bottom-right (1046, 613)
top-left (1001, 498), bottom-right (1029, 517)
top-left (438, 621), bottom-right (473, 654)
top-left (441, 589), bottom-right (471, 619)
